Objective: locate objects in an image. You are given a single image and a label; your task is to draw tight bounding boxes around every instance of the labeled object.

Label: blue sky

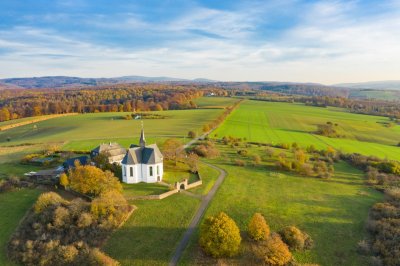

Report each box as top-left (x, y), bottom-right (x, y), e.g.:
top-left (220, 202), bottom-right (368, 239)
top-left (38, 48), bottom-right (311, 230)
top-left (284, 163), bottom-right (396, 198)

top-left (0, 0), bottom-right (399, 83)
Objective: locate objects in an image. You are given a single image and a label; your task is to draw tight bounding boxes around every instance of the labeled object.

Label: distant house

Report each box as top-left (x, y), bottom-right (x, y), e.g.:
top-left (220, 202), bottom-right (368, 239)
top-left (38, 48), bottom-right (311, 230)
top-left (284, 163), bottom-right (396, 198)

top-left (63, 156), bottom-right (89, 171)
top-left (121, 127), bottom-right (163, 183)
top-left (91, 143), bottom-right (127, 164)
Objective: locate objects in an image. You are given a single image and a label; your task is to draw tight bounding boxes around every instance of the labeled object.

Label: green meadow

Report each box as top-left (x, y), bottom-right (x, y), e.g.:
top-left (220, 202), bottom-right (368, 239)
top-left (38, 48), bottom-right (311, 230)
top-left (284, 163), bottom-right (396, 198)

top-left (0, 108), bottom-right (226, 151)
top-left (180, 144), bottom-right (383, 266)
top-left (0, 189), bottom-right (41, 266)
top-left (213, 100), bottom-right (400, 159)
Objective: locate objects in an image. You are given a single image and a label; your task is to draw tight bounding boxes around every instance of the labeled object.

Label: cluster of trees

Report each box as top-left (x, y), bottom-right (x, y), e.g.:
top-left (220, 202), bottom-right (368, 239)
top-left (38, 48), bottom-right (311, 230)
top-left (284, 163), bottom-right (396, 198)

top-left (161, 138), bottom-right (201, 174)
top-left (8, 163), bottom-right (131, 265)
top-left (192, 140), bottom-right (220, 158)
top-left (0, 84), bottom-right (226, 122)
top-left (122, 112), bottom-right (166, 120)
top-left (8, 191), bottom-right (125, 265)
top-left (199, 212), bottom-right (313, 265)
top-left (315, 122), bottom-right (343, 138)
top-left (342, 153), bottom-right (400, 265)
top-left (275, 146), bottom-right (335, 178)
top-left (268, 144), bottom-right (335, 179)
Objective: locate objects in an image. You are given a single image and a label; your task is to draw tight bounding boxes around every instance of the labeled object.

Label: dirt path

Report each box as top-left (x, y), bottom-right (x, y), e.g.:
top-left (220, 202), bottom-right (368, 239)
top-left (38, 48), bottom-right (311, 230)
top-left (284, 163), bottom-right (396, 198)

top-left (169, 162), bottom-right (227, 266)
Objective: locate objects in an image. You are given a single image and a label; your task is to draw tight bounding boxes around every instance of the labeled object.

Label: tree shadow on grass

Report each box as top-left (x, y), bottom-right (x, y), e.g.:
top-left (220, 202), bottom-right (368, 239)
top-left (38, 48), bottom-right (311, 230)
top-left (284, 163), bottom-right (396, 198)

top-left (104, 226), bottom-right (186, 265)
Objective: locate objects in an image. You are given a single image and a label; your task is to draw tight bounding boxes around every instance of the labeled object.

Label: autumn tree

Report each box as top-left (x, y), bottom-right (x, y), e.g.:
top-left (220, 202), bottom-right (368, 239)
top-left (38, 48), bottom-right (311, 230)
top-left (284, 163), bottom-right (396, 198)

top-left (248, 213), bottom-right (270, 241)
top-left (188, 130), bottom-right (196, 139)
top-left (34, 192), bottom-right (65, 213)
top-left (186, 152), bottom-right (199, 173)
top-left (163, 138), bottom-right (184, 165)
top-left (199, 212), bottom-right (242, 257)
top-left (202, 124), bottom-right (210, 132)
top-left (69, 164), bottom-right (122, 197)
top-left (279, 226), bottom-right (313, 251)
top-left (0, 107), bottom-right (11, 121)
top-left (59, 173), bottom-right (69, 189)
top-left (90, 190), bottom-right (129, 226)
top-left (252, 233), bottom-right (292, 266)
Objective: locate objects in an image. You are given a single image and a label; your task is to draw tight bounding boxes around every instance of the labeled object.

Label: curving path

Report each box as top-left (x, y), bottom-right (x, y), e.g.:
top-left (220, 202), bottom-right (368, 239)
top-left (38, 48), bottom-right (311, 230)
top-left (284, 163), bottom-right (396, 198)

top-left (169, 162), bottom-right (227, 266)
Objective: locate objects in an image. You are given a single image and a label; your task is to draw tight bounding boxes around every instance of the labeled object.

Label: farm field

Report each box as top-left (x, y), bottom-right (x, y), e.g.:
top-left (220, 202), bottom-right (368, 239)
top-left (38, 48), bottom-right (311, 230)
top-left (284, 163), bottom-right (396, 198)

top-left (180, 143), bottom-right (383, 265)
top-left (213, 100), bottom-right (400, 159)
top-left (104, 193), bottom-right (201, 266)
top-left (0, 108), bottom-right (225, 150)
top-left (0, 189), bottom-right (41, 266)
top-left (194, 96), bottom-right (238, 108)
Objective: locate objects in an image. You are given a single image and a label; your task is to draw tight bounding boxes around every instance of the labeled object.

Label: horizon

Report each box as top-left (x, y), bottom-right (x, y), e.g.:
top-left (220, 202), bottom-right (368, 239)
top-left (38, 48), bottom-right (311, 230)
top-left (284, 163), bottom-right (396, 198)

top-left (1, 0), bottom-right (399, 83)
top-left (2, 74), bottom-right (400, 87)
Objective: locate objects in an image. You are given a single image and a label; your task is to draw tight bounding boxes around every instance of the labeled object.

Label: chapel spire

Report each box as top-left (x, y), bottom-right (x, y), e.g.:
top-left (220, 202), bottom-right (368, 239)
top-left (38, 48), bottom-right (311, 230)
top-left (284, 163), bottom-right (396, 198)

top-left (139, 121), bottom-right (146, 147)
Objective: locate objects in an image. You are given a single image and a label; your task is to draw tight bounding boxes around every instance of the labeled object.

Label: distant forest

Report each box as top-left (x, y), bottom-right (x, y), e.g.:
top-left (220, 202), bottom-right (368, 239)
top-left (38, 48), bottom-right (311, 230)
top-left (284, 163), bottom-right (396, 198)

top-left (0, 84), bottom-right (228, 122)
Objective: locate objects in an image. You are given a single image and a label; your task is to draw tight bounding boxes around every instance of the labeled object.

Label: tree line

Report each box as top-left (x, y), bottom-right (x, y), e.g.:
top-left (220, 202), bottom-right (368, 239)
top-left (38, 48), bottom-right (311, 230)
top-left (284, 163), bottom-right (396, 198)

top-left (0, 84), bottom-right (229, 122)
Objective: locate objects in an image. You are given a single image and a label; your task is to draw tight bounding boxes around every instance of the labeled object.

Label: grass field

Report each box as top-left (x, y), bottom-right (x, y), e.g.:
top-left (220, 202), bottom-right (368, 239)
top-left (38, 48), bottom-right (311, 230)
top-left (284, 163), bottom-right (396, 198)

top-left (0, 189), bottom-right (41, 266)
top-left (0, 109), bottom-right (226, 151)
top-left (180, 144), bottom-right (383, 265)
top-left (104, 193), bottom-right (201, 266)
top-left (213, 100), bottom-right (400, 159)
top-left (194, 97), bottom-right (239, 109)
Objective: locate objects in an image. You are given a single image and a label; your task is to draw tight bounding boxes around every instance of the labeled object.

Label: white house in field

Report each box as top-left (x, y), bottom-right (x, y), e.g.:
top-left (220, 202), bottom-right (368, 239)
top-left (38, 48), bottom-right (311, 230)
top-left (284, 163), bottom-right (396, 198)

top-left (121, 127), bottom-right (163, 183)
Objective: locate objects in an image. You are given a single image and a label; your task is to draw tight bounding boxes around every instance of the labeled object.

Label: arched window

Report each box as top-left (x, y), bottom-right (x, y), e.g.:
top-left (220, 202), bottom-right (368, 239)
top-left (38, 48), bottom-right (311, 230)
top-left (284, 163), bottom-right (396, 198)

top-left (149, 166), bottom-right (153, 176)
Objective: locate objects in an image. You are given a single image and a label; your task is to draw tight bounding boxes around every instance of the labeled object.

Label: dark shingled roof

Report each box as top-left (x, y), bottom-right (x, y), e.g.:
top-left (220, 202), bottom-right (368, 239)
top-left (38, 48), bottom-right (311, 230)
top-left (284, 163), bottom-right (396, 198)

top-left (122, 144), bottom-right (163, 165)
top-left (63, 156), bottom-right (89, 170)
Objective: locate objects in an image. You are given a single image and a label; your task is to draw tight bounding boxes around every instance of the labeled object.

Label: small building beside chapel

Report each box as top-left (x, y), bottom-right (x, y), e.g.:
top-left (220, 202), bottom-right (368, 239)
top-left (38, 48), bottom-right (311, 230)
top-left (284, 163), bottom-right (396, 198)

top-left (121, 128), bottom-right (163, 183)
top-left (91, 143), bottom-right (127, 164)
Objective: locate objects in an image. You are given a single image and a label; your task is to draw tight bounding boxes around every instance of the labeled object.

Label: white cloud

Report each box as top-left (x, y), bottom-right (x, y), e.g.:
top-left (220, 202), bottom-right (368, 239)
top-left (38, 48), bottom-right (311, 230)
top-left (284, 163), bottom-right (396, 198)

top-left (0, 1), bottom-right (400, 83)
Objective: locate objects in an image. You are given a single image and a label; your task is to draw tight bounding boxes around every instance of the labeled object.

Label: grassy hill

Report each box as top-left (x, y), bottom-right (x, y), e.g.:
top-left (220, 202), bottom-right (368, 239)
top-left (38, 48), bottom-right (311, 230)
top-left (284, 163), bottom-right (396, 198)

top-left (213, 100), bottom-right (400, 159)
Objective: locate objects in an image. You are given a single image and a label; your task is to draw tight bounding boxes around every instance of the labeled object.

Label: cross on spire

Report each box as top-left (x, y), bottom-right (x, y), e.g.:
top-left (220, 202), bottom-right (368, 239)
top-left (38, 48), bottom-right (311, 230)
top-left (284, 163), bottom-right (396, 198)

top-left (139, 121), bottom-right (146, 147)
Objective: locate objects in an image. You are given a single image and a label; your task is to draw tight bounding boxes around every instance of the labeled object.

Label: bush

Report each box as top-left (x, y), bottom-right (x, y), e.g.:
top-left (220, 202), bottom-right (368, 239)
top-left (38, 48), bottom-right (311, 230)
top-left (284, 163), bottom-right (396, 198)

top-left (279, 226), bottom-right (313, 251)
top-left (188, 131), bottom-right (196, 139)
top-left (252, 233), bottom-right (292, 266)
top-left (199, 212), bottom-right (241, 258)
top-left (234, 159), bottom-right (246, 167)
top-left (34, 192), bottom-right (65, 214)
top-left (237, 149), bottom-right (248, 156)
top-left (253, 154), bottom-right (262, 165)
top-left (248, 213), bottom-right (270, 241)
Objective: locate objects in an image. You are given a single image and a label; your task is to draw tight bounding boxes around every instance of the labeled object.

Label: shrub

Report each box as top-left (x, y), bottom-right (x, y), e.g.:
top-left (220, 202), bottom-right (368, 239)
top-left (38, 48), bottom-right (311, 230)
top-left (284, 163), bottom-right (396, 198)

top-left (34, 192), bottom-right (65, 214)
top-left (237, 149), bottom-right (248, 156)
top-left (199, 212), bottom-right (241, 258)
top-left (77, 212), bottom-right (93, 228)
top-left (248, 213), bottom-right (270, 241)
top-left (53, 206), bottom-right (70, 227)
top-left (253, 154), bottom-right (262, 165)
top-left (188, 131), bottom-right (196, 139)
top-left (59, 173), bottom-right (69, 189)
top-left (279, 226), bottom-right (313, 251)
top-left (252, 233), bottom-right (292, 266)
top-left (234, 159), bottom-right (246, 167)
